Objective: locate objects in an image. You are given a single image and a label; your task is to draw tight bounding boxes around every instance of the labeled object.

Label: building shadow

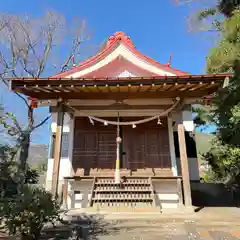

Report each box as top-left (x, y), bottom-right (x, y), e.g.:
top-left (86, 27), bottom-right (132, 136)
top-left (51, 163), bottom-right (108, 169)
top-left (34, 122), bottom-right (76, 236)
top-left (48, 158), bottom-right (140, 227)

top-left (191, 183), bottom-right (240, 212)
top-left (41, 214), bottom-right (123, 240)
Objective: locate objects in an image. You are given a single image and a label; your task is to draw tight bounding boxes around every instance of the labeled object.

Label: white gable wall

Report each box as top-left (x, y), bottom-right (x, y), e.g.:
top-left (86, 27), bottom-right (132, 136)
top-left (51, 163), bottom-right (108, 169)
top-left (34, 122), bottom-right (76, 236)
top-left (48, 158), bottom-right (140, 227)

top-left (66, 44), bottom-right (176, 78)
top-left (117, 70), bottom-right (136, 78)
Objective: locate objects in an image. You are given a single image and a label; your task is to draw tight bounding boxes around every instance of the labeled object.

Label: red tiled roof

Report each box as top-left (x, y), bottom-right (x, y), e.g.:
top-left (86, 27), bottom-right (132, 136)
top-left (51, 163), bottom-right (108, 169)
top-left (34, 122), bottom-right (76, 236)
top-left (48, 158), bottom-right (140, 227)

top-left (52, 32), bottom-right (190, 78)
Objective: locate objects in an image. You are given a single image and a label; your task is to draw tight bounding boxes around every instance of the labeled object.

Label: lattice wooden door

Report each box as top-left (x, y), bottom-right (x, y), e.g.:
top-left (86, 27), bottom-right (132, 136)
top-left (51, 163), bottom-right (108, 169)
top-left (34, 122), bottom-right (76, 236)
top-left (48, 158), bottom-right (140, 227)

top-left (72, 117), bottom-right (116, 176)
top-left (122, 117), bottom-right (171, 174)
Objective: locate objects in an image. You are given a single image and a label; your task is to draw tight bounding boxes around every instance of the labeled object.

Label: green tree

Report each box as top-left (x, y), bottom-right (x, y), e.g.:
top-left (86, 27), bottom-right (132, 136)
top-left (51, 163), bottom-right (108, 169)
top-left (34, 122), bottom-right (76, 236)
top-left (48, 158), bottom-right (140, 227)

top-left (176, 0), bottom-right (240, 184)
top-left (195, 9), bottom-right (240, 184)
top-left (176, 0), bottom-right (240, 31)
top-left (176, 0), bottom-right (240, 19)
top-left (206, 11), bottom-right (240, 74)
top-left (197, 0), bottom-right (240, 20)
top-left (206, 10), bottom-right (240, 146)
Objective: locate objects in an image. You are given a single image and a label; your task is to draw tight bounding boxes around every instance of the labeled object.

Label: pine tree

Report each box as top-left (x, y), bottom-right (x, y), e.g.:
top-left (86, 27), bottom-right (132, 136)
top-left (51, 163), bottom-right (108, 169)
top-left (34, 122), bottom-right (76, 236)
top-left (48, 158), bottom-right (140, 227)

top-left (198, 9), bottom-right (240, 184)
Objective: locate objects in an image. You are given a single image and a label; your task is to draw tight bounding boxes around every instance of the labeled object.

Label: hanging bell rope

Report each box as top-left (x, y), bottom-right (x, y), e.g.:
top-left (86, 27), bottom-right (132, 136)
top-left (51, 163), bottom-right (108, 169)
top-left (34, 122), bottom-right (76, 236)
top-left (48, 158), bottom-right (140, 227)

top-left (66, 97), bottom-right (181, 126)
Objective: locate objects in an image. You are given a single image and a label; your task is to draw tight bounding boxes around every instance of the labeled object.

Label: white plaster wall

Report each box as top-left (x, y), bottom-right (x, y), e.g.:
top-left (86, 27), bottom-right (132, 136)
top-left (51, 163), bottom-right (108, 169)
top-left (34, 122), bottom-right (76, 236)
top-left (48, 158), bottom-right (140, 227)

top-left (172, 110), bottom-right (200, 180)
top-left (50, 112), bottom-right (71, 133)
top-left (117, 70), bottom-right (135, 77)
top-left (46, 158), bottom-right (72, 181)
top-left (182, 110), bottom-right (195, 132)
top-left (45, 113), bottom-right (74, 192)
top-left (157, 193), bottom-right (179, 209)
top-left (73, 193), bottom-right (92, 209)
top-left (172, 110), bottom-right (194, 132)
top-left (153, 180), bottom-right (180, 209)
top-left (68, 181), bottom-right (93, 209)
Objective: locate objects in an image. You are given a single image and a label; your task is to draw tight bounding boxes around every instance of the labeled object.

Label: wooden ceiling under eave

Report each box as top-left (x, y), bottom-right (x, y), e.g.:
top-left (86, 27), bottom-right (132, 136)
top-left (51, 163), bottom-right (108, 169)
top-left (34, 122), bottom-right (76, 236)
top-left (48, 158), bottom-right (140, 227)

top-left (9, 75), bottom-right (230, 100)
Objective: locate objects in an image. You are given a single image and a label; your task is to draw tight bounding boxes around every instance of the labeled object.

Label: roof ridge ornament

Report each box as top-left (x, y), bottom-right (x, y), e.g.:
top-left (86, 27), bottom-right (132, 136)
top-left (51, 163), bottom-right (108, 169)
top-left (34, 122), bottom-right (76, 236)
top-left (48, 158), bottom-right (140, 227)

top-left (167, 53), bottom-right (172, 67)
top-left (105, 31), bottom-right (135, 49)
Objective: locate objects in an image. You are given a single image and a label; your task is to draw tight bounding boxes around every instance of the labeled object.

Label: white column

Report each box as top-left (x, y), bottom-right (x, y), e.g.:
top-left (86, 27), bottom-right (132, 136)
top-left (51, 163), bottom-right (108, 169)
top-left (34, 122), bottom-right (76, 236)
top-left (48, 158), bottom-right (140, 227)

top-left (182, 110), bottom-right (194, 132)
top-left (67, 115), bottom-right (75, 208)
top-left (168, 116), bottom-right (177, 176)
top-left (68, 115), bottom-right (75, 176)
top-left (45, 121), bottom-right (55, 191)
top-left (45, 112), bottom-right (74, 192)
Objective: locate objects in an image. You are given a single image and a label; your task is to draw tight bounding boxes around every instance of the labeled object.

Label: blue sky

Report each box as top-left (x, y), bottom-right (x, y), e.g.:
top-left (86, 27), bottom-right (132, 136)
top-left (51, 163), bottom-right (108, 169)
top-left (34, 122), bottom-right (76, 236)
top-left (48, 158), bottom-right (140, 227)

top-left (0, 0), bottom-right (216, 144)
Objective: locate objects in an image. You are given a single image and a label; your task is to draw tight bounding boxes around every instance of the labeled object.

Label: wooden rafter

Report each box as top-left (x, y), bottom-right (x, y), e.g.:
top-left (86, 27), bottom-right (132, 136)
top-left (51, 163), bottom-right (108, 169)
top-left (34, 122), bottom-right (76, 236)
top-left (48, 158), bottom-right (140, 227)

top-left (8, 74), bottom-right (230, 100)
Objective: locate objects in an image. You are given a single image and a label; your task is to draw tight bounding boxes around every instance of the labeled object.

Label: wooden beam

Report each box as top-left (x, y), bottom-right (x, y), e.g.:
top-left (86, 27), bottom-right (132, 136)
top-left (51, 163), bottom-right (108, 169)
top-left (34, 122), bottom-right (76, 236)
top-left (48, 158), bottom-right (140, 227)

top-left (9, 74), bottom-right (229, 87)
top-left (177, 124), bottom-right (192, 208)
top-left (50, 104), bottom-right (171, 111)
top-left (51, 102), bottom-right (64, 198)
top-left (16, 89), bottom-right (219, 100)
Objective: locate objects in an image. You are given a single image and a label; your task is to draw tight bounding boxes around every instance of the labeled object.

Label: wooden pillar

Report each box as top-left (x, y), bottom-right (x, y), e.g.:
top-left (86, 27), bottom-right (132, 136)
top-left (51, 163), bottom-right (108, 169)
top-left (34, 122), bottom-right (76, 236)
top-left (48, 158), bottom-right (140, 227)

top-left (167, 116), bottom-right (177, 176)
top-left (62, 178), bottom-right (68, 209)
top-left (115, 118), bottom-right (121, 184)
top-left (178, 124), bottom-right (192, 208)
top-left (177, 178), bottom-right (184, 207)
top-left (51, 103), bottom-right (64, 198)
top-left (115, 136), bottom-right (121, 183)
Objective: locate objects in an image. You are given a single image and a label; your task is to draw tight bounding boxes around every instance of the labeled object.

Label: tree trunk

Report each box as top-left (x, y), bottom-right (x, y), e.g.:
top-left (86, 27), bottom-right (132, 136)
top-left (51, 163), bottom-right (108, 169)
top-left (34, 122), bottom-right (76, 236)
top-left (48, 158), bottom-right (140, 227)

top-left (19, 132), bottom-right (30, 174)
top-left (19, 106), bottom-right (33, 183)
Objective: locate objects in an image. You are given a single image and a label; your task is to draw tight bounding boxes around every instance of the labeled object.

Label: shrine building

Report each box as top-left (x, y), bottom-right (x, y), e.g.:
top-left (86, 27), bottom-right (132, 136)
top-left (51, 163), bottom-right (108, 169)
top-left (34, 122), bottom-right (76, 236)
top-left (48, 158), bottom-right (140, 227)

top-left (9, 32), bottom-right (231, 212)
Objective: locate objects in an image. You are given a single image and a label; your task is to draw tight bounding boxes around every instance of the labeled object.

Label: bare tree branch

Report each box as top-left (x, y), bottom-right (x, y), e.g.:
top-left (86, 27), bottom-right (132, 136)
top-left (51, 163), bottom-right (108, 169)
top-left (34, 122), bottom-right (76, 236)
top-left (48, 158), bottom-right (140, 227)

top-left (61, 19), bottom-right (90, 72)
top-left (17, 17), bottom-right (41, 65)
top-left (32, 115), bottom-right (51, 131)
top-left (0, 75), bottom-right (30, 108)
top-left (0, 11), bottom-right (91, 173)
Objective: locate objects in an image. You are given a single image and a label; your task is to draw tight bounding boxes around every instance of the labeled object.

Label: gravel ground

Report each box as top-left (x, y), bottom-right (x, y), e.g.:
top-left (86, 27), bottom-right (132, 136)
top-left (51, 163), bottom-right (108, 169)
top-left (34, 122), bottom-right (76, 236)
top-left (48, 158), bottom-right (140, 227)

top-left (89, 219), bottom-right (240, 240)
top-left (1, 208), bottom-right (240, 239)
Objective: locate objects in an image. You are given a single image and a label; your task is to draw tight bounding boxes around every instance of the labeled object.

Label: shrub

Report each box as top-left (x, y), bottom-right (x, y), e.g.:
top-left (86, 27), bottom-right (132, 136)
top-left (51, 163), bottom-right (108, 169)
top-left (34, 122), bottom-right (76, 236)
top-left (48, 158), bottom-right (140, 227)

top-left (1, 185), bottom-right (61, 240)
top-left (0, 156), bottom-right (40, 198)
top-left (0, 144), bottom-right (62, 240)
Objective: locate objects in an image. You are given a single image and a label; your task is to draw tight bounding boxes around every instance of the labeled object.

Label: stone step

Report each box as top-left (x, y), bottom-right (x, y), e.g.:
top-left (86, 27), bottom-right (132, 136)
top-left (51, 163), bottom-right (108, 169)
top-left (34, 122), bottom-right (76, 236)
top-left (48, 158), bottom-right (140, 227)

top-left (83, 206), bottom-right (161, 213)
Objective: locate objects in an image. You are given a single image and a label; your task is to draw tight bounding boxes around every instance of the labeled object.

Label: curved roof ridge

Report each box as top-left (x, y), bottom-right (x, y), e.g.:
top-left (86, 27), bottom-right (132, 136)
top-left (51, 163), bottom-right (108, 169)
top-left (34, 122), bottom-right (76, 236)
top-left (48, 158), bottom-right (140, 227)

top-left (53, 31), bottom-right (190, 78)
